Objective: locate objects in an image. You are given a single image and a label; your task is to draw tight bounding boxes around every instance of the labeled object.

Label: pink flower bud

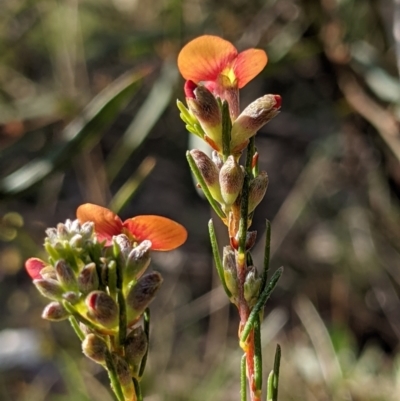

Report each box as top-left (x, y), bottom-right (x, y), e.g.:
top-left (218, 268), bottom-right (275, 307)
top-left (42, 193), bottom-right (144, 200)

top-left (25, 258), bottom-right (46, 280)
top-left (86, 291), bottom-right (118, 328)
top-left (42, 301), bottom-right (69, 321)
top-left (185, 81), bottom-right (223, 150)
top-left (219, 156), bottom-right (244, 207)
top-left (230, 95), bottom-right (281, 153)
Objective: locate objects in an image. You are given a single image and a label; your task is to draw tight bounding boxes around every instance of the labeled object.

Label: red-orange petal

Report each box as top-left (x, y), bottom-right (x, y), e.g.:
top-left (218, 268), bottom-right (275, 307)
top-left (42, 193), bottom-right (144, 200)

top-left (233, 49), bottom-right (268, 88)
top-left (25, 257), bottom-right (46, 280)
top-left (123, 216), bottom-right (187, 251)
top-left (178, 35), bottom-right (237, 83)
top-left (77, 203), bottom-right (123, 243)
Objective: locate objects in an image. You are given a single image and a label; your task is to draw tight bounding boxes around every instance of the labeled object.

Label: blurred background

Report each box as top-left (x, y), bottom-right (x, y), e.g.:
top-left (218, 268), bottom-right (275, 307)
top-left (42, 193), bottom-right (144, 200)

top-left (1, 0), bottom-right (400, 400)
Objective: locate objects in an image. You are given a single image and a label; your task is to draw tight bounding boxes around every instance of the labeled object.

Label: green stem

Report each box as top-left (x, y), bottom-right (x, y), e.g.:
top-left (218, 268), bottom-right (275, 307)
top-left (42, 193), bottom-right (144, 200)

top-left (68, 316), bottom-right (85, 341)
top-left (105, 350), bottom-right (125, 401)
top-left (208, 219), bottom-right (232, 298)
top-left (240, 267), bottom-right (283, 343)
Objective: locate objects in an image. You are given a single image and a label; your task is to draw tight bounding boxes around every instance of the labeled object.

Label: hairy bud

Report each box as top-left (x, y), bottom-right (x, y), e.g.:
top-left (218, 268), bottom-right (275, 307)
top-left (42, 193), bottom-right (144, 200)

top-left (55, 259), bottom-right (77, 289)
top-left (78, 263), bottom-right (99, 294)
top-left (185, 81), bottom-right (223, 151)
top-left (244, 266), bottom-right (262, 308)
top-left (190, 149), bottom-right (223, 204)
top-left (248, 171), bottom-right (269, 213)
top-left (125, 326), bottom-right (148, 372)
top-left (219, 156), bottom-right (244, 207)
top-left (125, 240), bottom-right (152, 282)
top-left (42, 301), bottom-right (69, 321)
top-left (82, 334), bottom-right (108, 364)
top-left (86, 291), bottom-right (118, 328)
top-left (222, 246), bottom-right (238, 299)
top-left (112, 353), bottom-right (136, 400)
top-left (126, 272), bottom-right (163, 324)
top-left (34, 278), bottom-right (64, 301)
top-left (230, 95), bottom-right (281, 152)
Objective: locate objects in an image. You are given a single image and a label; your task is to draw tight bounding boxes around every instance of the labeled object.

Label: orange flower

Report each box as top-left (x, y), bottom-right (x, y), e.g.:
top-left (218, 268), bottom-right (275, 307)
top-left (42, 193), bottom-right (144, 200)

top-left (178, 35), bottom-right (267, 118)
top-left (77, 203), bottom-right (187, 251)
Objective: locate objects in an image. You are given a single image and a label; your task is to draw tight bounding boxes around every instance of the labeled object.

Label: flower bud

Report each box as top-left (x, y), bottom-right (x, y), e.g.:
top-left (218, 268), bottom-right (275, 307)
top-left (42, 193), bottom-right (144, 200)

top-left (34, 278), bottom-right (64, 300)
top-left (78, 263), bottom-right (99, 294)
top-left (248, 171), bottom-right (269, 213)
top-left (63, 291), bottom-right (80, 304)
top-left (219, 156), bottom-right (244, 207)
top-left (230, 95), bottom-right (281, 152)
top-left (244, 266), bottom-right (261, 308)
top-left (125, 326), bottom-right (148, 372)
top-left (223, 246), bottom-right (238, 298)
top-left (245, 231), bottom-right (257, 250)
top-left (69, 233), bottom-right (83, 248)
top-left (190, 149), bottom-right (224, 204)
top-left (125, 240), bottom-right (152, 282)
top-left (40, 265), bottom-right (57, 280)
top-left (25, 257), bottom-right (46, 280)
top-left (126, 272), bottom-right (163, 324)
top-left (42, 301), bottom-right (69, 321)
top-left (81, 221), bottom-right (95, 239)
top-left (55, 259), bottom-right (77, 289)
top-left (56, 222), bottom-right (69, 240)
top-left (86, 291), bottom-right (118, 328)
top-left (212, 151), bottom-right (224, 169)
top-left (82, 334), bottom-right (108, 364)
top-left (112, 354), bottom-right (136, 401)
top-left (114, 234), bottom-right (132, 258)
top-left (185, 81), bottom-right (223, 150)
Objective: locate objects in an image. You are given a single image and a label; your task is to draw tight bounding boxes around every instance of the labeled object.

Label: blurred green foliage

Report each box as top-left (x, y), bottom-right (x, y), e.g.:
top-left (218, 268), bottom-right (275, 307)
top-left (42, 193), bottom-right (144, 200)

top-left (1, 0), bottom-right (400, 400)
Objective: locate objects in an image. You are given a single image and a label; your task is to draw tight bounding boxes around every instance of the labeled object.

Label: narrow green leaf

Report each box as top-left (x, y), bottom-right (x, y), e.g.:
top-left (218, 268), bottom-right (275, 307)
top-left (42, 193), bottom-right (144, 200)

top-left (208, 219), bottom-right (232, 298)
top-left (0, 69), bottom-right (147, 197)
top-left (106, 62), bottom-right (178, 182)
top-left (260, 220), bottom-right (271, 292)
top-left (267, 344), bottom-right (281, 401)
top-left (254, 314), bottom-right (262, 391)
top-left (241, 354), bottom-right (247, 401)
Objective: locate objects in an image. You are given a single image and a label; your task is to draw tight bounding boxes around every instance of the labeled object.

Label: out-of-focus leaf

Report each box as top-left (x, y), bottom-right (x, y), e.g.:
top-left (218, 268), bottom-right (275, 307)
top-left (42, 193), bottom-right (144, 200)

top-left (106, 61), bottom-right (178, 182)
top-left (0, 68), bottom-right (149, 198)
